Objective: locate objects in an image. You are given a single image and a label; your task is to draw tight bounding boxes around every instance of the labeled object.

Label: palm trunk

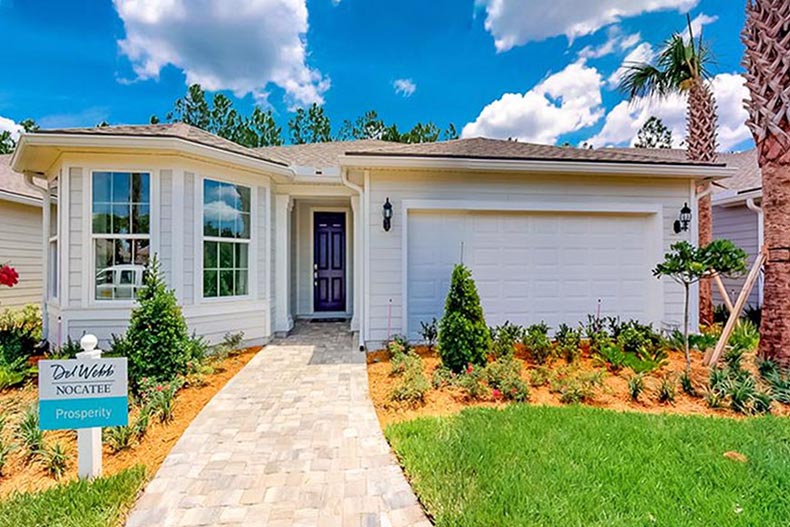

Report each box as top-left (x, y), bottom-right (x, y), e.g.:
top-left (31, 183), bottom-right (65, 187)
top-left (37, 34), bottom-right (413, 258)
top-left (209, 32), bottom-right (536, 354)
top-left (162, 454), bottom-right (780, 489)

top-left (686, 81), bottom-right (718, 326)
top-left (758, 148), bottom-right (790, 368)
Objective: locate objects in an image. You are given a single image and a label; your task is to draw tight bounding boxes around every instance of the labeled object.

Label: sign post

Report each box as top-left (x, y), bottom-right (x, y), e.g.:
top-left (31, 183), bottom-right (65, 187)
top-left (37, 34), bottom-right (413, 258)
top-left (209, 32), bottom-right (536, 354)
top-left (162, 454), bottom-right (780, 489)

top-left (38, 334), bottom-right (128, 480)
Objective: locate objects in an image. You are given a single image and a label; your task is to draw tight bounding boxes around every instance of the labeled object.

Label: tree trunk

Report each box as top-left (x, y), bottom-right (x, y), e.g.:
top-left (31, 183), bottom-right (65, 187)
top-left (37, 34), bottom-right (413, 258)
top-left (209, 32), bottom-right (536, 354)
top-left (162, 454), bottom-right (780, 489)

top-left (686, 81), bottom-right (718, 326)
top-left (758, 150), bottom-right (790, 368)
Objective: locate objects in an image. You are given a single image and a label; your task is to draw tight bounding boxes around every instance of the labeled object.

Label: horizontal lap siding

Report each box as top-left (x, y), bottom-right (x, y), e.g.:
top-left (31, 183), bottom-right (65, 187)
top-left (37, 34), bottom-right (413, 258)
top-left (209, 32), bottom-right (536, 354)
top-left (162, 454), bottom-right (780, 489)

top-left (159, 170), bottom-right (173, 282)
top-left (712, 204), bottom-right (760, 307)
top-left (68, 168), bottom-right (83, 306)
top-left (183, 172), bottom-right (195, 304)
top-left (0, 201), bottom-right (42, 309)
top-left (366, 170), bottom-right (692, 345)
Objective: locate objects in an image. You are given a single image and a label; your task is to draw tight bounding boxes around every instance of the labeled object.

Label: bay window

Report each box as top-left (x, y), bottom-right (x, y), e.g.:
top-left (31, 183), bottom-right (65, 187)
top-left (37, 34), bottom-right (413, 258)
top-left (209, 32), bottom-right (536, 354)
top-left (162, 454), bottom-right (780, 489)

top-left (203, 179), bottom-right (250, 298)
top-left (92, 171), bottom-right (151, 300)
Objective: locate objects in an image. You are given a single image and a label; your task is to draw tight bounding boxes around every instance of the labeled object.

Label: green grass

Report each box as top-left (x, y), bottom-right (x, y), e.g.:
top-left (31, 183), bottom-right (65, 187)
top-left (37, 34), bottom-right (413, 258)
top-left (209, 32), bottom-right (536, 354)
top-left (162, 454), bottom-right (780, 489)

top-left (386, 405), bottom-right (790, 527)
top-left (0, 465), bottom-right (146, 527)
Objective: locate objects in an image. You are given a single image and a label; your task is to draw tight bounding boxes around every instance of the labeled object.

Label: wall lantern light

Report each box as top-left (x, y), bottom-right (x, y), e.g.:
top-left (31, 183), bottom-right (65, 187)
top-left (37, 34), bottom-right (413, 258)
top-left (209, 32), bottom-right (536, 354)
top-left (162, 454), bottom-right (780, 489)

top-left (673, 202), bottom-right (692, 234)
top-left (383, 198), bottom-right (393, 232)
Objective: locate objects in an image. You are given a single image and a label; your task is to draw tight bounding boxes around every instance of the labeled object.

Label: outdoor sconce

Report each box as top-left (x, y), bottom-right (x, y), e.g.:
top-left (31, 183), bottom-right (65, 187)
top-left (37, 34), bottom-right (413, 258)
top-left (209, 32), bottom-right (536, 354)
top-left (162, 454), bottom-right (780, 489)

top-left (673, 202), bottom-right (692, 234)
top-left (383, 198), bottom-right (393, 232)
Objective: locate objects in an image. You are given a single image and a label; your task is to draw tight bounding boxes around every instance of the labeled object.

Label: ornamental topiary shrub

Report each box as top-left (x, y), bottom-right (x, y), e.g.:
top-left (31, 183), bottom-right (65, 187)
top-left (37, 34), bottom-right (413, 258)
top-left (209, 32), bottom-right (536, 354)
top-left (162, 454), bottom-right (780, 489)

top-left (438, 264), bottom-right (491, 373)
top-left (125, 256), bottom-right (192, 392)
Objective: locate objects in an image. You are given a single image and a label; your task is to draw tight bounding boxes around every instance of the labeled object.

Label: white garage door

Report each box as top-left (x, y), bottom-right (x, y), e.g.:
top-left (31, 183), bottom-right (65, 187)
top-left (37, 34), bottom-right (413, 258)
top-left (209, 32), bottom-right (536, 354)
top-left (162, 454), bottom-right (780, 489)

top-left (406, 210), bottom-right (657, 339)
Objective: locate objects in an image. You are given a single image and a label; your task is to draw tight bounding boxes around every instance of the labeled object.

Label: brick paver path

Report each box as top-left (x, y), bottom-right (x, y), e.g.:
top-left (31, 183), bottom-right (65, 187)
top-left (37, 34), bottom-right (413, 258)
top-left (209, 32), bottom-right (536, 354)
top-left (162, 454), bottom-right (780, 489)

top-left (126, 322), bottom-right (430, 527)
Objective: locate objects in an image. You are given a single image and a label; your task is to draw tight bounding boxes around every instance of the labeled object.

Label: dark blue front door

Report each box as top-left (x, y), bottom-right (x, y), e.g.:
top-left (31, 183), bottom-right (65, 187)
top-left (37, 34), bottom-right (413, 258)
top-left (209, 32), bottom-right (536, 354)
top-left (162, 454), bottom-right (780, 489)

top-left (314, 212), bottom-right (346, 312)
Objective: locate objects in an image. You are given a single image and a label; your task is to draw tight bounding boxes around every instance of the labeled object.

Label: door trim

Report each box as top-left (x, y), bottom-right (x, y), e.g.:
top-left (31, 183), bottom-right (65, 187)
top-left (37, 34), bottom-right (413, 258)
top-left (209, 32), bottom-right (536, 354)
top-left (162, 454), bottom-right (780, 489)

top-left (309, 207), bottom-right (351, 314)
top-left (399, 199), bottom-right (665, 338)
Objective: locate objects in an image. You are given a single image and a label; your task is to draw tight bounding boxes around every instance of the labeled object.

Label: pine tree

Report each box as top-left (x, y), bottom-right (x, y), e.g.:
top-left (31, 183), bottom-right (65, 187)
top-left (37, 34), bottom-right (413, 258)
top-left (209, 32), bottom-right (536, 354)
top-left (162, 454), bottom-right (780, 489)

top-left (438, 264), bottom-right (491, 372)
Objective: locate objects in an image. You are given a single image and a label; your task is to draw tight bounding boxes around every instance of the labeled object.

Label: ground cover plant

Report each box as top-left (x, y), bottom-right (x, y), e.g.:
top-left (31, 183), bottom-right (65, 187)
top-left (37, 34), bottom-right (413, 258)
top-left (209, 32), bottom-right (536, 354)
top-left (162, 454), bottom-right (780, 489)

top-left (386, 405), bottom-right (790, 527)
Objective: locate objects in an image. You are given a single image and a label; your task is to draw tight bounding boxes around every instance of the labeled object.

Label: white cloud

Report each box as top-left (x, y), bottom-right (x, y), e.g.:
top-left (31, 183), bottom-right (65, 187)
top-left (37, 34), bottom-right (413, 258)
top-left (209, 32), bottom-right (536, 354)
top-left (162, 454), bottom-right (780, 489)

top-left (204, 200), bottom-right (241, 223)
top-left (607, 42), bottom-right (655, 88)
top-left (586, 73), bottom-right (751, 151)
top-left (476, 0), bottom-right (699, 51)
top-left (578, 27), bottom-right (641, 59)
top-left (462, 60), bottom-right (604, 144)
top-left (113, 0), bottom-right (330, 108)
top-left (393, 78), bottom-right (417, 97)
top-left (0, 115), bottom-right (22, 140)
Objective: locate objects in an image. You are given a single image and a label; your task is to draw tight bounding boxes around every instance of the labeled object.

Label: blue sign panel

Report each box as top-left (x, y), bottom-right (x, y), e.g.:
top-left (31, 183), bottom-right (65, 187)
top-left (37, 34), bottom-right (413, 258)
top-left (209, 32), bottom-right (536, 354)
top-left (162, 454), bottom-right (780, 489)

top-left (38, 358), bottom-right (128, 431)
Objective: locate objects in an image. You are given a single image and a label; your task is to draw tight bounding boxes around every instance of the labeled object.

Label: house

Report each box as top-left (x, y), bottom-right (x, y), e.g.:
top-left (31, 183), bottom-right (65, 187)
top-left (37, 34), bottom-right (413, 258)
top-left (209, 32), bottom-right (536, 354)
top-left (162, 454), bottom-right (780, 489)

top-left (9, 124), bottom-right (733, 349)
top-left (0, 154), bottom-right (46, 310)
top-left (711, 149), bottom-right (762, 308)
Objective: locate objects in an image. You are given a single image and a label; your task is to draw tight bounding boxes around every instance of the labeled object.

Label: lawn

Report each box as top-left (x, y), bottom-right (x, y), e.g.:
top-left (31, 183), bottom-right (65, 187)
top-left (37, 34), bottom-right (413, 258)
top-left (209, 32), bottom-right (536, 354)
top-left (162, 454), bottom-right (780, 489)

top-left (0, 465), bottom-right (146, 527)
top-left (386, 405), bottom-right (790, 526)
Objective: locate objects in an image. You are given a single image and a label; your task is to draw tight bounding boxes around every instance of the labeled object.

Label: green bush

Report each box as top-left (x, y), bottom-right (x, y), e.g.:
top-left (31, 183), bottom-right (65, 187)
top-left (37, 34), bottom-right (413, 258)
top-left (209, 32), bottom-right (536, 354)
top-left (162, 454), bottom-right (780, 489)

top-left (758, 359), bottom-right (790, 404)
top-left (729, 320), bottom-right (759, 352)
top-left (490, 321), bottom-right (523, 360)
top-left (551, 370), bottom-right (603, 404)
top-left (419, 318), bottom-right (438, 352)
top-left (124, 256), bottom-right (194, 391)
top-left (104, 426), bottom-right (134, 453)
top-left (529, 365), bottom-right (552, 387)
top-left (391, 350), bottom-right (421, 377)
top-left (0, 356), bottom-right (28, 390)
top-left (0, 305), bottom-right (42, 366)
top-left (628, 374), bottom-right (644, 401)
top-left (523, 323), bottom-right (553, 365)
top-left (16, 405), bottom-right (43, 461)
top-left (656, 375), bottom-right (676, 404)
top-left (139, 377), bottom-right (183, 423)
top-left (431, 366), bottom-right (456, 389)
top-left (555, 324), bottom-right (582, 363)
top-left (679, 370), bottom-right (697, 396)
top-left (438, 265), bottom-right (491, 373)
top-left (486, 358), bottom-right (529, 402)
top-left (390, 356), bottom-right (430, 404)
top-left (39, 442), bottom-right (69, 479)
top-left (457, 364), bottom-right (489, 400)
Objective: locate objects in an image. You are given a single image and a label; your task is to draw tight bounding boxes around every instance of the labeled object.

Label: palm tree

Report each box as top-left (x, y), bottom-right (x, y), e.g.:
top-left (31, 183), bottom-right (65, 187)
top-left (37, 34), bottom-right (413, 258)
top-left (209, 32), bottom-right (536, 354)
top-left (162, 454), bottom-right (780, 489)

top-left (619, 15), bottom-right (719, 325)
top-left (743, 0), bottom-right (790, 367)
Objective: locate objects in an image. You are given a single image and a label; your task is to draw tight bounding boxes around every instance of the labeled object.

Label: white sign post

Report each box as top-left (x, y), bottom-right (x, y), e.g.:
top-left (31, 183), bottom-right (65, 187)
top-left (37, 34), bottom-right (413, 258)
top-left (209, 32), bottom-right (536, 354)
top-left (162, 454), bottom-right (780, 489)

top-left (38, 333), bottom-right (128, 480)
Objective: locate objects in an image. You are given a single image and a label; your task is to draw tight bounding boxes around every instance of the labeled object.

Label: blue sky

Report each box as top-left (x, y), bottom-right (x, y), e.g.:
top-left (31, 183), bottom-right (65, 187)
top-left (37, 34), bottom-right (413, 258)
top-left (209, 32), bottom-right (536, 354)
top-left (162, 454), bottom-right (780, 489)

top-left (0, 0), bottom-right (752, 150)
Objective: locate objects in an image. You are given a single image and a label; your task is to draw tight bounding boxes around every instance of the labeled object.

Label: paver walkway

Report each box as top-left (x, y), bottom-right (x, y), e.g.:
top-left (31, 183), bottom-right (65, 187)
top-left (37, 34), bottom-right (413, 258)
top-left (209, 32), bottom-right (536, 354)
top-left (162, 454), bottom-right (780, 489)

top-left (126, 322), bottom-right (430, 527)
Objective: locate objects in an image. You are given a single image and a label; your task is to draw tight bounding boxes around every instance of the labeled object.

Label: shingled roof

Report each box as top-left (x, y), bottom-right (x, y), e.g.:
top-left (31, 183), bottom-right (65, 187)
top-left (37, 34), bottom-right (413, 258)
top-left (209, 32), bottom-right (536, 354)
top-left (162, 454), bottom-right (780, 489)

top-left (256, 139), bottom-right (389, 167)
top-left (0, 154), bottom-right (39, 202)
top-left (344, 137), bottom-right (723, 166)
top-left (34, 123), bottom-right (288, 166)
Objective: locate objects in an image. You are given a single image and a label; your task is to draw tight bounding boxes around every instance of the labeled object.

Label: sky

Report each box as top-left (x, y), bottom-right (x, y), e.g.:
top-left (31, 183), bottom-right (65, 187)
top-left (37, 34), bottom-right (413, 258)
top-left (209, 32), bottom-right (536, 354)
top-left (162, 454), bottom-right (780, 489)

top-left (0, 0), bottom-right (753, 151)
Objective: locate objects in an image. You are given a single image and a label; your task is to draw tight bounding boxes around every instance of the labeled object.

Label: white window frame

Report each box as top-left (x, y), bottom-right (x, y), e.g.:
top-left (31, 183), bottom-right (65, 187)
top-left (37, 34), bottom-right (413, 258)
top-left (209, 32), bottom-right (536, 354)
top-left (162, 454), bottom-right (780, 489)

top-left (199, 176), bottom-right (254, 302)
top-left (88, 170), bottom-right (154, 304)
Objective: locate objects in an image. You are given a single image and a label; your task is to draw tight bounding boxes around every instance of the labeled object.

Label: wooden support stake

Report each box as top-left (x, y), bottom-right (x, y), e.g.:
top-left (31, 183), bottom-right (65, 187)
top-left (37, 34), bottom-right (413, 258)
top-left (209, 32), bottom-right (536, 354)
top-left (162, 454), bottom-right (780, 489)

top-left (713, 274), bottom-right (734, 313)
top-left (704, 248), bottom-right (767, 366)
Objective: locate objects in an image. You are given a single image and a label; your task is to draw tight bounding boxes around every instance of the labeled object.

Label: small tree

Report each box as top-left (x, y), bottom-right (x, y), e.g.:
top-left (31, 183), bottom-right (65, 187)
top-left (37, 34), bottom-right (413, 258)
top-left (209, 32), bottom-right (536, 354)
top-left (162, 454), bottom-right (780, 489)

top-left (634, 116), bottom-right (673, 149)
top-left (125, 256), bottom-right (193, 391)
top-left (653, 240), bottom-right (747, 371)
top-left (438, 264), bottom-right (491, 373)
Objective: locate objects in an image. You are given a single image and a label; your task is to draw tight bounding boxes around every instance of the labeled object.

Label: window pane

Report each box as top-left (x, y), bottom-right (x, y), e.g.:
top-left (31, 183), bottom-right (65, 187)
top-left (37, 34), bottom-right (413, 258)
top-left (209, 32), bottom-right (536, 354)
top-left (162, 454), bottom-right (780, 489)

top-left (235, 243), bottom-right (248, 270)
top-left (219, 242), bottom-right (233, 268)
top-left (115, 239), bottom-right (132, 265)
top-left (204, 270), bottom-right (218, 297)
top-left (95, 239), bottom-right (114, 273)
top-left (131, 173), bottom-right (150, 204)
top-left (112, 204), bottom-right (130, 234)
top-left (93, 203), bottom-right (112, 234)
top-left (204, 241), bottom-right (218, 268)
top-left (93, 172), bottom-right (112, 203)
top-left (237, 212), bottom-right (250, 239)
top-left (133, 239), bottom-right (150, 266)
top-left (234, 270), bottom-right (248, 296)
top-left (238, 186), bottom-right (251, 213)
top-left (112, 172), bottom-right (131, 203)
top-left (219, 270), bottom-right (234, 297)
top-left (132, 204), bottom-right (150, 234)
top-left (120, 270), bottom-right (134, 285)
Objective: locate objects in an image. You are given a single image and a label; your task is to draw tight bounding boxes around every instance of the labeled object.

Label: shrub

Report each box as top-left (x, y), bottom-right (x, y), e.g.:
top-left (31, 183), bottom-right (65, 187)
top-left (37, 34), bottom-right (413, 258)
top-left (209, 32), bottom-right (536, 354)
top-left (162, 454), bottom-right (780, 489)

top-left (529, 365), bottom-right (552, 387)
top-left (124, 256), bottom-right (193, 391)
top-left (431, 366), bottom-right (456, 389)
top-left (551, 370), bottom-right (603, 404)
top-left (48, 337), bottom-right (82, 359)
top-left (16, 405), bottom-right (43, 461)
top-left (387, 334), bottom-right (411, 357)
top-left (725, 376), bottom-right (771, 415)
top-left (104, 426), bottom-right (134, 453)
top-left (0, 305), bottom-right (42, 366)
top-left (390, 358), bottom-right (430, 404)
top-left (523, 323), bottom-right (552, 365)
top-left (555, 324), bottom-right (582, 363)
top-left (132, 408), bottom-right (150, 441)
top-left (39, 442), bottom-right (69, 479)
top-left (704, 388), bottom-right (724, 409)
top-left (0, 437), bottom-right (11, 476)
top-left (729, 320), bottom-right (759, 352)
top-left (0, 357), bottom-right (28, 390)
top-left (485, 356), bottom-right (529, 401)
top-left (438, 265), bottom-right (491, 373)
top-left (391, 350), bottom-right (421, 377)
top-left (490, 321), bottom-right (523, 360)
top-left (457, 364), bottom-right (489, 400)
top-left (419, 318), bottom-right (438, 352)
top-left (628, 374), bottom-right (645, 401)
top-left (595, 342), bottom-right (628, 372)
top-left (758, 359), bottom-right (790, 404)
top-left (139, 377), bottom-right (183, 423)
top-left (679, 371), bottom-right (697, 396)
top-left (656, 375), bottom-right (676, 404)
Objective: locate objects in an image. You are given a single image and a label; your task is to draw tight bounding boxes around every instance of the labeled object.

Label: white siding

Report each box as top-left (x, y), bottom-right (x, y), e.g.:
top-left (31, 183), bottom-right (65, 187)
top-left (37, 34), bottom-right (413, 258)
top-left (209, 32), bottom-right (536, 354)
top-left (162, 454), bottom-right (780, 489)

top-left (67, 167), bottom-right (83, 306)
top-left (365, 170), bottom-right (693, 346)
top-left (183, 172), bottom-right (195, 305)
top-left (0, 200), bottom-right (42, 309)
top-left (712, 203), bottom-right (760, 307)
top-left (159, 169), bottom-right (173, 281)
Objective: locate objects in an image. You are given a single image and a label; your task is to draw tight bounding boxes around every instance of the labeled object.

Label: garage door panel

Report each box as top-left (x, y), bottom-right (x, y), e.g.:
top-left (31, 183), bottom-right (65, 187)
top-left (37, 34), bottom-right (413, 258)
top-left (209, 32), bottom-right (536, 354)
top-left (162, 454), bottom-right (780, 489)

top-left (407, 210), bottom-right (654, 339)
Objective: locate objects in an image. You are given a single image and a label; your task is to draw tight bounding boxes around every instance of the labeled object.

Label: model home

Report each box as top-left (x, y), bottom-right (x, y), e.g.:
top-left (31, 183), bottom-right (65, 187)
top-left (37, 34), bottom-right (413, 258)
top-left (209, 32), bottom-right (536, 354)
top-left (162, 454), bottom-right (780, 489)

top-left (9, 124), bottom-right (734, 349)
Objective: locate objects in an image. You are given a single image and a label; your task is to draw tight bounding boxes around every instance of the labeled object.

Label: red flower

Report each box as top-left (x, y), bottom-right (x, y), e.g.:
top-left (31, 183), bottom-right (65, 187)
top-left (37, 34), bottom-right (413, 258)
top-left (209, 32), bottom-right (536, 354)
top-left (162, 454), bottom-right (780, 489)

top-left (492, 389), bottom-right (501, 399)
top-left (466, 365), bottom-right (474, 374)
top-left (0, 265), bottom-right (19, 288)
top-left (156, 385), bottom-right (163, 392)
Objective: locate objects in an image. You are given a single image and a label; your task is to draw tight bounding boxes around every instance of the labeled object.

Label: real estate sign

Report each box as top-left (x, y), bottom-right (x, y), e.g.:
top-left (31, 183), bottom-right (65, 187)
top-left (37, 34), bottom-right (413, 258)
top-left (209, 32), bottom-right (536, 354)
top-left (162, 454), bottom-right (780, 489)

top-left (38, 358), bottom-right (128, 430)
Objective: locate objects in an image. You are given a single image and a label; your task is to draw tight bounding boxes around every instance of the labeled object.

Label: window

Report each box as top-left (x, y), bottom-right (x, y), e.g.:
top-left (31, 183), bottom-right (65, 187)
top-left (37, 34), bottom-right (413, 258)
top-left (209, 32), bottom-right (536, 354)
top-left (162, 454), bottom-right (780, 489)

top-left (203, 179), bottom-right (250, 298)
top-left (92, 172), bottom-right (150, 300)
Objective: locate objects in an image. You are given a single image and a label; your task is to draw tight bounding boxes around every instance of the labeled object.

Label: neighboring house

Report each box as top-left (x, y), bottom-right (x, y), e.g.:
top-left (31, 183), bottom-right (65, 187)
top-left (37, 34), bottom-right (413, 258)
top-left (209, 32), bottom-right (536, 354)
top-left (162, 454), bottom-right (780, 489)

top-left (10, 125), bottom-right (733, 349)
top-left (0, 154), bottom-right (46, 310)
